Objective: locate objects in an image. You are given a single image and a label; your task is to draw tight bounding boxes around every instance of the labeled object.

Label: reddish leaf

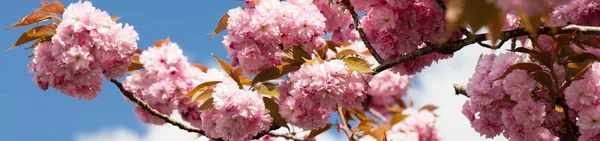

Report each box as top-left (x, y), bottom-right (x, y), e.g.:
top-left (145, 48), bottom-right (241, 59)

top-left (128, 55), bottom-right (144, 71)
top-left (7, 24), bottom-right (56, 51)
top-left (532, 51), bottom-right (553, 68)
top-left (263, 97), bottom-right (289, 129)
top-left (192, 64), bottom-right (208, 72)
top-left (419, 104), bottom-right (439, 112)
top-left (251, 64), bottom-right (300, 86)
top-left (41, 0), bottom-right (48, 5)
top-left (533, 71), bottom-right (553, 88)
top-left (197, 98), bottom-right (214, 111)
top-left (565, 58), bottom-right (596, 81)
top-left (486, 9), bottom-right (505, 48)
top-left (26, 35), bottom-right (52, 50)
top-left (582, 38), bottom-right (600, 49)
top-left (37, 1), bottom-right (64, 14)
top-left (335, 49), bottom-right (358, 58)
top-left (208, 13), bottom-right (229, 39)
top-left (111, 16), bottom-right (122, 21)
top-left (496, 63), bottom-right (544, 80)
top-left (180, 81), bottom-right (221, 103)
top-left (390, 113), bottom-right (410, 125)
top-left (509, 47), bottom-right (534, 54)
top-left (358, 121), bottom-right (375, 133)
top-left (213, 54), bottom-right (243, 89)
top-left (566, 52), bottom-right (600, 63)
top-left (6, 12), bottom-right (51, 30)
top-left (154, 37), bottom-right (170, 47)
top-left (305, 124), bottom-right (331, 140)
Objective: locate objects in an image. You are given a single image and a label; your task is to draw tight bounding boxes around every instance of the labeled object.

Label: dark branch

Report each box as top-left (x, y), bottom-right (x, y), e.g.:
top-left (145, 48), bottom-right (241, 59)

top-left (110, 79), bottom-right (281, 140)
top-left (267, 132), bottom-right (304, 141)
top-left (341, 0), bottom-right (385, 64)
top-left (373, 25), bottom-right (600, 73)
top-left (453, 84), bottom-right (469, 98)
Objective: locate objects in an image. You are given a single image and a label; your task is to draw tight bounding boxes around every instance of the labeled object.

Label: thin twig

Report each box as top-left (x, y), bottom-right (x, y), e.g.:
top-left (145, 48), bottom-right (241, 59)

top-left (341, 0), bottom-right (385, 64)
top-left (337, 107), bottom-right (354, 141)
top-left (267, 132), bottom-right (304, 141)
top-left (373, 25), bottom-right (600, 73)
top-left (368, 108), bottom-right (388, 122)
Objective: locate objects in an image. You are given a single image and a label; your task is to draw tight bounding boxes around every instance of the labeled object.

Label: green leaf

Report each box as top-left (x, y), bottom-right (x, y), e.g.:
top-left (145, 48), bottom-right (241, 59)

top-left (256, 82), bottom-right (280, 98)
top-left (390, 114), bottom-right (410, 125)
top-left (213, 54), bottom-right (243, 89)
top-left (343, 56), bottom-right (373, 73)
top-left (263, 97), bottom-right (289, 129)
top-left (496, 63), bottom-right (544, 80)
top-left (305, 123), bottom-right (331, 140)
top-left (197, 98), bottom-right (214, 111)
top-left (251, 65), bottom-right (300, 86)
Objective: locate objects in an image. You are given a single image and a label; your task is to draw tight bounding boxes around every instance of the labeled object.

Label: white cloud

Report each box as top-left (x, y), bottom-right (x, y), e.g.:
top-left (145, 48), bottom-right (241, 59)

top-left (407, 43), bottom-right (508, 141)
top-left (74, 112), bottom-right (341, 141)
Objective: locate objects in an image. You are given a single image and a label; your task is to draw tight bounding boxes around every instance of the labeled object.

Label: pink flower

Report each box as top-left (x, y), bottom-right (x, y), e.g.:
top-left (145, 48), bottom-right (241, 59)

top-left (387, 108), bottom-right (442, 141)
top-left (551, 0), bottom-right (600, 26)
top-left (279, 60), bottom-right (367, 129)
top-left (577, 106), bottom-right (600, 129)
top-left (200, 83), bottom-right (273, 141)
top-left (564, 79), bottom-right (598, 111)
top-left (511, 100), bottom-right (546, 128)
top-left (503, 69), bottom-right (536, 102)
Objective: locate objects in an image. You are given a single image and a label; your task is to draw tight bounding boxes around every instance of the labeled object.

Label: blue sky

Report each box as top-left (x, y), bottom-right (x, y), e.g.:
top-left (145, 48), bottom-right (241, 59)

top-left (0, 1), bottom-right (509, 141)
top-left (0, 1), bottom-right (244, 141)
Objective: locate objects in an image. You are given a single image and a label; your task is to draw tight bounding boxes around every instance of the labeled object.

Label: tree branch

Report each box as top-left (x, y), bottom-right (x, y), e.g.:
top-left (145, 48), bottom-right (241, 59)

top-left (341, 0), bottom-right (385, 64)
top-left (267, 132), bottom-right (304, 141)
top-left (453, 84), bottom-right (469, 98)
top-left (373, 25), bottom-right (600, 73)
top-left (110, 79), bottom-right (281, 140)
top-left (337, 107), bottom-right (355, 141)
top-left (109, 79), bottom-right (206, 134)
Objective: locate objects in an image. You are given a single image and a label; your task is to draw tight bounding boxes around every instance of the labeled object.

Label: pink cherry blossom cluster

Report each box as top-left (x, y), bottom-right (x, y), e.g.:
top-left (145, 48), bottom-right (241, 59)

top-left (564, 64), bottom-right (600, 140)
top-left (462, 52), bottom-right (566, 140)
top-left (358, 108), bottom-right (441, 141)
top-left (28, 1), bottom-right (139, 100)
top-left (278, 59), bottom-right (368, 130)
top-left (356, 0), bottom-right (461, 75)
top-left (223, 0), bottom-right (328, 75)
top-left (123, 42), bottom-right (205, 126)
top-left (200, 83), bottom-right (273, 141)
top-left (367, 70), bottom-right (412, 113)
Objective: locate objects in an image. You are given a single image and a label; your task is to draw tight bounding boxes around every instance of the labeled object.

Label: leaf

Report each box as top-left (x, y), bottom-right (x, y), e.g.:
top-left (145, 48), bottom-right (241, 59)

top-left (251, 64), bottom-right (300, 86)
top-left (349, 108), bottom-right (368, 121)
top-left (553, 34), bottom-right (573, 55)
top-left (111, 16), bottom-right (122, 21)
top-left (192, 64), bottom-right (208, 72)
top-left (235, 67), bottom-right (253, 86)
top-left (390, 113), bottom-right (410, 125)
top-left (8, 23), bottom-right (57, 50)
top-left (582, 38), bottom-right (600, 49)
top-left (555, 105), bottom-right (564, 113)
top-left (213, 54), bottom-right (244, 89)
top-left (394, 98), bottom-right (407, 109)
top-left (263, 97), bottom-right (289, 129)
top-left (532, 51), bottom-right (553, 68)
top-left (128, 55), bottom-right (144, 71)
top-left (486, 8), bottom-right (505, 48)
top-left (154, 37), bottom-right (170, 47)
top-left (358, 121), bottom-right (375, 133)
top-left (26, 35), bottom-right (52, 50)
top-left (565, 58), bottom-right (596, 81)
top-left (517, 11), bottom-right (543, 36)
top-left (305, 124), bottom-right (331, 139)
top-left (180, 81), bottom-right (221, 103)
top-left (197, 98), bottom-right (214, 111)
top-left (37, 1), bottom-right (64, 14)
top-left (419, 104), bottom-right (439, 112)
top-left (370, 126), bottom-right (389, 141)
top-left (496, 63), bottom-right (543, 80)
top-left (509, 47), bottom-right (534, 54)
top-left (280, 46), bottom-right (312, 66)
top-left (325, 40), bottom-right (339, 53)
top-left (445, 0), bottom-right (498, 42)
top-left (256, 83), bottom-right (280, 98)
top-left (208, 13), bottom-right (229, 39)
top-left (387, 107), bottom-right (404, 113)
top-left (335, 49), bottom-right (358, 58)
top-left (343, 56), bottom-right (374, 73)
top-left (533, 71), bottom-right (553, 88)
top-left (6, 12), bottom-right (51, 30)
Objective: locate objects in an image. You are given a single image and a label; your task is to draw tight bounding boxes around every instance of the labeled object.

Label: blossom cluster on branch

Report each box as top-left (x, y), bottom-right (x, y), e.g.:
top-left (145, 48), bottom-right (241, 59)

top-left (12, 0), bottom-right (600, 140)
